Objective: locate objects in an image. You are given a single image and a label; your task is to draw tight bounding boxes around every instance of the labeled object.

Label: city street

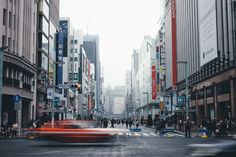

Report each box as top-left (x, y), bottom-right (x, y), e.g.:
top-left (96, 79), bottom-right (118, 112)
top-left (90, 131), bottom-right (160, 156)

top-left (0, 126), bottom-right (225, 157)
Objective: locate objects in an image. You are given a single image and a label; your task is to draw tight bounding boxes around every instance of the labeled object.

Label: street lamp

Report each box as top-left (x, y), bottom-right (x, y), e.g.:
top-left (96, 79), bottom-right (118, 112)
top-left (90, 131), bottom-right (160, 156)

top-left (143, 92), bottom-right (149, 116)
top-left (51, 61), bottom-right (65, 127)
top-left (136, 99), bottom-right (141, 119)
top-left (0, 46), bottom-right (8, 130)
top-left (177, 61), bottom-right (189, 119)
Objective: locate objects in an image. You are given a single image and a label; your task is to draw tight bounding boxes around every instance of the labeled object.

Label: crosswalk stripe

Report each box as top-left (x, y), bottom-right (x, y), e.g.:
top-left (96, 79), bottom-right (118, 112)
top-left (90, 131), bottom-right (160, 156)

top-left (142, 133), bottom-right (150, 136)
top-left (150, 133), bottom-right (158, 136)
top-left (173, 133), bottom-right (184, 137)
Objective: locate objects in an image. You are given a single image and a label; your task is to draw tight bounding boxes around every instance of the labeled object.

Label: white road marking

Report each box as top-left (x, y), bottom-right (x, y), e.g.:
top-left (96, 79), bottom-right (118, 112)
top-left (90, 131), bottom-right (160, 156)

top-left (150, 133), bottom-right (158, 136)
top-left (142, 133), bottom-right (150, 136)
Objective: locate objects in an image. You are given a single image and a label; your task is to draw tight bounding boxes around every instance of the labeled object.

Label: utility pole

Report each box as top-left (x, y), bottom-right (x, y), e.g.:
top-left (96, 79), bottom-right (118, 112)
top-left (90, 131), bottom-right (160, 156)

top-left (51, 61), bottom-right (64, 128)
top-left (178, 61), bottom-right (189, 119)
top-left (0, 46), bottom-right (8, 130)
top-left (143, 92), bottom-right (149, 117)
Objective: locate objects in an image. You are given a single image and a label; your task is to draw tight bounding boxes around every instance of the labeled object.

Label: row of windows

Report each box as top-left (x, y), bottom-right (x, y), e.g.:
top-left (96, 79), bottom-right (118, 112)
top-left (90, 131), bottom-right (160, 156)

top-left (3, 67), bottom-right (32, 85)
top-left (190, 81), bottom-right (230, 100)
top-left (3, 9), bottom-right (16, 30)
top-left (2, 35), bottom-right (16, 52)
top-left (70, 57), bottom-right (78, 61)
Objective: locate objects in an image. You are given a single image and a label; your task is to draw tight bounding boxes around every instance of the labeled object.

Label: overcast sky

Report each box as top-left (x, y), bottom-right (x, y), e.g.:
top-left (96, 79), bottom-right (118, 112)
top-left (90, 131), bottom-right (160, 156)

top-left (60, 0), bottom-right (161, 87)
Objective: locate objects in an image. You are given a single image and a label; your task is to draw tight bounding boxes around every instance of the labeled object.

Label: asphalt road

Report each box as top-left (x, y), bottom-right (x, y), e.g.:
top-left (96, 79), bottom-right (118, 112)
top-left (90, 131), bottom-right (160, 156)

top-left (0, 127), bottom-right (223, 157)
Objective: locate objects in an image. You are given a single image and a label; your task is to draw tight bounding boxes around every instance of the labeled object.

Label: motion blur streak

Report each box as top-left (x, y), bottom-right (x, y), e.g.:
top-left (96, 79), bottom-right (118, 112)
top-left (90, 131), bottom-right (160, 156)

top-left (26, 120), bottom-right (129, 143)
top-left (189, 140), bottom-right (236, 157)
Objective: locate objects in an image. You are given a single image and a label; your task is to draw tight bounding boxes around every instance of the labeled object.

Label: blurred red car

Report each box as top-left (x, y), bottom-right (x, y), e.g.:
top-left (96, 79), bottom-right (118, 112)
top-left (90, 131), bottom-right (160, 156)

top-left (26, 120), bottom-right (128, 143)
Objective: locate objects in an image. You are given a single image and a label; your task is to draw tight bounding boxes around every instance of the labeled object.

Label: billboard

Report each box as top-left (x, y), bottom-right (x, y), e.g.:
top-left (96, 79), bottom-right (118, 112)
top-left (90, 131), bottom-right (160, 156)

top-left (198, 0), bottom-right (218, 66)
top-left (152, 65), bottom-right (157, 100)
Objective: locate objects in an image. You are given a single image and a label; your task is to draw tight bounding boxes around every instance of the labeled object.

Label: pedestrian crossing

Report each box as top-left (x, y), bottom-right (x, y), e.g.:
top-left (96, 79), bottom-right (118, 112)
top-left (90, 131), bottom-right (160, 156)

top-left (127, 132), bottom-right (185, 138)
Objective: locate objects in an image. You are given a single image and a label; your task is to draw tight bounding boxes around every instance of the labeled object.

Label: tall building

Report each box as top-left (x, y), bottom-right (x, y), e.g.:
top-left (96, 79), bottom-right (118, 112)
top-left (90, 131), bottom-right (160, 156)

top-left (0, 0), bottom-right (38, 127)
top-left (135, 36), bottom-right (156, 119)
top-left (165, 0), bottom-right (236, 124)
top-left (82, 35), bottom-right (101, 112)
top-left (36, 0), bottom-right (59, 120)
top-left (112, 86), bottom-right (126, 115)
top-left (131, 50), bottom-right (139, 109)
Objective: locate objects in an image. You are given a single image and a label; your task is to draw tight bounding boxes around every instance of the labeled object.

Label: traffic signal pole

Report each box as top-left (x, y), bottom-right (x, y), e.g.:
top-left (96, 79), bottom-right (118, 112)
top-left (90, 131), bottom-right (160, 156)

top-left (185, 62), bottom-right (189, 119)
top-left (178, 61), bottom-right (189, 120)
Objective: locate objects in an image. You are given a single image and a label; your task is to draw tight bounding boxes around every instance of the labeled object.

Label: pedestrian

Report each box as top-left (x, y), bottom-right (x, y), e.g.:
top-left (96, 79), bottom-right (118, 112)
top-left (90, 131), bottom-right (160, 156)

top-left (135, 120), bottom-right (140, 128)
top-left (185, 117), bottom-right (191, 138)
top-left (160, 119), bottom-right (165, 135)
top-left (111, 118), bottom-right (115, 128)
top-left (155, 119), bottom-right (160, 134)
top-left (121, 119), bottom-right (124, 126)
top-left (179, 119), bottom-right (182, 131)
top-left (125, 119), bottom-right (129, 129)
top-left (12, 122), bottom-right (18, 138)
top-left (129, 119), bottom-right (133, 128)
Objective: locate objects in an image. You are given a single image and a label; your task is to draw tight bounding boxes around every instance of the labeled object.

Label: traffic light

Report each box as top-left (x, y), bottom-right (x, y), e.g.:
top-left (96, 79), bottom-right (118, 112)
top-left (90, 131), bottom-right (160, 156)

top-left (178, 96), bottom-right (185, 106)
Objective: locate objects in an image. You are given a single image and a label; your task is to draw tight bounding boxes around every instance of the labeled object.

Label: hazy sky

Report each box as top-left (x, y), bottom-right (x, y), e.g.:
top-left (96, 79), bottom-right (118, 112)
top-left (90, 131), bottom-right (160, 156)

top-left (60, 0), bottom-right (161, 87)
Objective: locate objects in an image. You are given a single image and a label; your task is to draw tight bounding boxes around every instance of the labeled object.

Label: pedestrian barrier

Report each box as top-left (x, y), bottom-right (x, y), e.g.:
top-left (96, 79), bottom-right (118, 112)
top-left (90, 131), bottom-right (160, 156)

top-left (163, 128), bottom-right (175, 134)
top-left (198, 129), bottom-right (208, 138)
top-left (130, 128), bottom-right (142, 132)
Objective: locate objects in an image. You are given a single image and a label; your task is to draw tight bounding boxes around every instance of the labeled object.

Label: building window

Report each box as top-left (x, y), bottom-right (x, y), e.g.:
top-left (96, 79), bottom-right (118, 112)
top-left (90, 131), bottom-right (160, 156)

top-left (13, 40), bottom-right (15, 52)
top-left (3, 9), bottom-right (6, 25)
top-left (74, 48), bottom-right (78, 53)
top-left (191, 91), bottom-right (196, 100)
top-left (197, 90), bottom-right (204, 99)
top-left (7, 38), bottom-right (11, 51)
top-left (74, 40), bottom-right (78, 44)
top-left (9, 11), bottom-right (12, 28)
top-left (206, 86), bottom-right (214, 98)
top-left (74, 57), bottom-right (78, 61)
top-left (13, 14), bottom-right (16, 30)
top-left (70, 57), bottom-right (73, 61)
top-left (217, 81), bottom-right (230, 95)
top-left (2, 35), bottom-right (6, 47)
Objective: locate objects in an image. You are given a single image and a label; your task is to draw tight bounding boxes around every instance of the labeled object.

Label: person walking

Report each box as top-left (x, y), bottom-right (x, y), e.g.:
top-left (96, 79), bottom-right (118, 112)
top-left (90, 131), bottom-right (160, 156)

top-left (129, 119), bottom-right (133, 128)
top-left (125, 119), bottom-right (129, 129)
top-left (179, 119), bottom-right (183, 131)
top-left (135, 120), bottom-right (140, 128)
top-left (12, 122), bottom-right (18, 138)
top-left (154, 119), bottom-right (160, 134)
top-left (111, 118), bottom-right (115, 128)
top-left (185, 117), bottom-right (191, 138)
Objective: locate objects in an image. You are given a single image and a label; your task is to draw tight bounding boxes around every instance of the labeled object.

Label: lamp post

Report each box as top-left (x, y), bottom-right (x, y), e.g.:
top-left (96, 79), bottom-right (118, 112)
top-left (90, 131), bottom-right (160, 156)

top-left (143, 92), bottom-right (149, 117)
top-left (0, 46), bottom-right (8, 130)
top-left (51, 61), bottom-right (65, 127)
top-left (177, 61), bottom-right (189, 119)
top-left (136, 99), bottom-right (141, 119)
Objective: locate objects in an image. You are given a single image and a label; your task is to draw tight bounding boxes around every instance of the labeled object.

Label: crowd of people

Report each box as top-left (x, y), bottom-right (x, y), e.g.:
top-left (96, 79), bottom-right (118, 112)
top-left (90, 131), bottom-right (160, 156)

top-left (98, 118), bottom-right (140, 129)
top-left (0, 122), bottom-right (18, 138)
top-left (199, 118), bottom-right (236, 137)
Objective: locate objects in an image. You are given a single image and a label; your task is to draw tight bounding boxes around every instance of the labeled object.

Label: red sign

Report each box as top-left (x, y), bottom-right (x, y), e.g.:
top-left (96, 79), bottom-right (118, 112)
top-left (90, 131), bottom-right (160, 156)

top-left (152, 65), bottom-right (157, 100)
top-left (171, 0), bottom-right (177, 86)
top-left (88, 95), bottom-right (92, 112)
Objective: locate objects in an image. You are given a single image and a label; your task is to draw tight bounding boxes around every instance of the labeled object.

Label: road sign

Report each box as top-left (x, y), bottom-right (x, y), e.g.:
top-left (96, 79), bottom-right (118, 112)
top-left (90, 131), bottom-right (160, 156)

top-left (130, 128), bottom-right (142, 132)
top-left (47, 88), bottom-right (53, 99)
top-left (12, 95), bottom-right (22, 103)
top-left (53, 96), bottom-right (60, 103)
top-left (14, 101), bottom-right (21, 111)
top-left (58, 84), bottom-right (71, 89)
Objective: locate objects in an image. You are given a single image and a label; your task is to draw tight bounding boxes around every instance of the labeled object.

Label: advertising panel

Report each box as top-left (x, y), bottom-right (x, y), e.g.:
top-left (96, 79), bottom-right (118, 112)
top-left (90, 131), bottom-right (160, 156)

top-left (152, 65), bottom-right (157, 100)
top-left (198, 0), bottom-right (218, 66)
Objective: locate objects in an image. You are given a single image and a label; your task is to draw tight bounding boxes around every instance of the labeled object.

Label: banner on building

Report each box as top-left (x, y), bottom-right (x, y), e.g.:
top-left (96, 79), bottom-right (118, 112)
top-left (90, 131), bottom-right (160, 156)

top-left (152, 65), bottom-right (157, 100)
top-left (198, 0), bottom-right (218, 66)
